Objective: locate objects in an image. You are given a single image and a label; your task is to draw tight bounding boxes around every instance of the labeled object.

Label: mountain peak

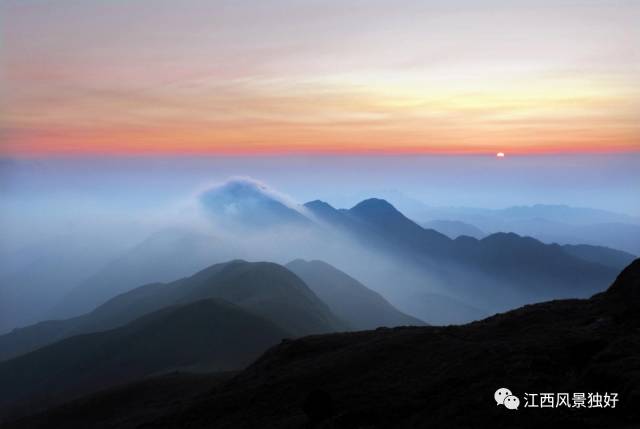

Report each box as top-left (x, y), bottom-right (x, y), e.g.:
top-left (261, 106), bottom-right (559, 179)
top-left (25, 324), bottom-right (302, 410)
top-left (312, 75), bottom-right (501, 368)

top-left (303, 200), bottom-right (348, 226)
top-left (350, 198), bottom-right (399, 215)
top-left (199, 178), bottom-right (310, 229)
top-left (304, 200), bottom-right (337, 212)
top-left (480, 232), bottom-right (538, 246)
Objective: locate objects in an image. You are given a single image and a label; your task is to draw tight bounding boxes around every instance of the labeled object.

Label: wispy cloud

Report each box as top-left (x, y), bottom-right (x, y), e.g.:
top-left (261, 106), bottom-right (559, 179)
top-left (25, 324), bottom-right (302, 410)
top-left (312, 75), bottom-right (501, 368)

top-left (2, 0), bottom-right (639, 155)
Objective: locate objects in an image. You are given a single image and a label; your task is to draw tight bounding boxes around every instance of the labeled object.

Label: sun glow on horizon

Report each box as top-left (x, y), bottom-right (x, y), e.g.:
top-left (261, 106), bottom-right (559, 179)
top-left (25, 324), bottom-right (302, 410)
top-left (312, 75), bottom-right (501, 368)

top-left (2, 0), bottom-right (639, 157)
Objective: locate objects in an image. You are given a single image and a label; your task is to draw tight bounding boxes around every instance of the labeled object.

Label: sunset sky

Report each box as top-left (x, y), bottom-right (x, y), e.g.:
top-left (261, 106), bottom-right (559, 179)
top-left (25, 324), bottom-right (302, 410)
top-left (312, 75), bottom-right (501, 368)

top-left (2, 0), bottom-right (639, 156)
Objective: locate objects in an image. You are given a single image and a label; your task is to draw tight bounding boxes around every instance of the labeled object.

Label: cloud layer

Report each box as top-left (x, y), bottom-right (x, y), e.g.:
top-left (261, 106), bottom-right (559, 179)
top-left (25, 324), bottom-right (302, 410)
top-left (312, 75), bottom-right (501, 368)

top-left (2, 0), bottom-right (639, 155)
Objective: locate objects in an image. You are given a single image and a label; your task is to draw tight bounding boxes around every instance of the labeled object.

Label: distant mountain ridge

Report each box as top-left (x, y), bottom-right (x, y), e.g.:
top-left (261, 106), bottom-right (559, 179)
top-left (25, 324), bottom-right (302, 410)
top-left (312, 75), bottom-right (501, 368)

top-left (416, 203), bottom-right (640, 226)
top-left (48, 191), bottom-right (633, 333)
top-left (421, 219), bottom-right (485, 239)
top-left (305, 199), bottom-right (620, 302)
top-left (414, 203), bottom-right (640, 254)
top-left (13, 178), bottom-right (635, 337)
top-left (560, 243), bottom-right (635, 270)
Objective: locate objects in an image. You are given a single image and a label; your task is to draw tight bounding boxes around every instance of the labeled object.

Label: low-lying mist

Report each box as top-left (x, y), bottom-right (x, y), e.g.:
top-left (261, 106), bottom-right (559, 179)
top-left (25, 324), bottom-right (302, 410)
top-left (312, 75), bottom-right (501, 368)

top-left (2, 155), bottom-right (638, 333)
top-left (0, 175), bottom-right (481, 332)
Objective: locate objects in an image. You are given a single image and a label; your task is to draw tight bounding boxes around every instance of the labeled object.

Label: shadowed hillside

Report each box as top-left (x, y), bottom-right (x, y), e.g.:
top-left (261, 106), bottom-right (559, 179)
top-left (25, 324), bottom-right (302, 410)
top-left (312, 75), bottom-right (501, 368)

top-left (0, 372), bottom-right (233, 429)
top-left (148, 259), bottom-right (640, 428)
top-left (0, 299), bottom-right (288, 420)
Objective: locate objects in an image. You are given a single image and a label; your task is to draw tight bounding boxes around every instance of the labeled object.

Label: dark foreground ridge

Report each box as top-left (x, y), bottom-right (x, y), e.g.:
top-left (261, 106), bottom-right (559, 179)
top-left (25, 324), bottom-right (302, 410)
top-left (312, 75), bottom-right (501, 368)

top-left (5, 260), bottom-right (640, 429)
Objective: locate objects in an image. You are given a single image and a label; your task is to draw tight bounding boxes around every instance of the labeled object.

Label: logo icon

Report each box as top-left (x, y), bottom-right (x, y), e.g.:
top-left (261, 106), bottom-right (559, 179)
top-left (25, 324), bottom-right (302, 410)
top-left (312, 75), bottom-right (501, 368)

top-left (495, 388), bottom-right (519, 410)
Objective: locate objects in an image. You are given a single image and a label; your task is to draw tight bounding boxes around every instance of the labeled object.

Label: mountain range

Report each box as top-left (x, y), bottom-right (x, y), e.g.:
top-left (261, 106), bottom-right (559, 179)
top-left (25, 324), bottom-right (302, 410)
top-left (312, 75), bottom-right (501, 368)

top-left (305, 198), bottom-right (628, 312)
top-left (5, 258), bottom-right (638, 428)
top-left (38, 179), bottom-right (635, 329)
top-left (0, 259), bottom-right (425, 418)
top-left (0, 260), bottom-right (348, 363)
top-left (1, 177), bottom-right (637, 426)
top-left (412, 203), bottom-right (640, 255)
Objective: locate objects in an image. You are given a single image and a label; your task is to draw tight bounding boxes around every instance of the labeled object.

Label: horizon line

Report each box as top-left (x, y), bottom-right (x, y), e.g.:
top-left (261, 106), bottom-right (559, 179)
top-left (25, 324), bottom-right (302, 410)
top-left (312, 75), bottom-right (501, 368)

top-left (3, 147), bottom-right (640, 159)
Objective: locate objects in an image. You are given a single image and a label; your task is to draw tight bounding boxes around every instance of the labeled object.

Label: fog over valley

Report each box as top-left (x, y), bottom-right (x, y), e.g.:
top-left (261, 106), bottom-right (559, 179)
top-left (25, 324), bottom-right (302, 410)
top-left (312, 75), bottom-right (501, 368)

top-left (2, 156), bottom-right (638, 335)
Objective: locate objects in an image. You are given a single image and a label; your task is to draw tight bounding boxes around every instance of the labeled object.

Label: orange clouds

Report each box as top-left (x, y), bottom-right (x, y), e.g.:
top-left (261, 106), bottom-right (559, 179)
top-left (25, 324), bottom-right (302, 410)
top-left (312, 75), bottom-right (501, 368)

top-left (3, 0), bottom-right (640, 156)
top-left (3, 72), bottom-right (639, 157)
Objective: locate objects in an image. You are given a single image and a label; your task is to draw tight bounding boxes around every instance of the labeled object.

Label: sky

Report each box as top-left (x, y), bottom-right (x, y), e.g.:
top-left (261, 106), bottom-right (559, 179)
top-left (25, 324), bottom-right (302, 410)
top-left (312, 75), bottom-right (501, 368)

top-left (2, 153), bottom-right (639, 233)
top-left (2, 0), bottom-right (640, 342)
top-left (1, 0), bottom-right (639, 156)
top-left (1, 0), bottom-right (639, 242)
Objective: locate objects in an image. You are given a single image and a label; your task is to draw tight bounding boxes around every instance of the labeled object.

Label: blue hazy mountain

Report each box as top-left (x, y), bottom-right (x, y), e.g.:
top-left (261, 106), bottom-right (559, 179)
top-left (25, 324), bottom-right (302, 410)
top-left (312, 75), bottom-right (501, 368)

top-left (200, 178), bottom-right (311, 229)
top-left (416, 203), bottom-right (639, 226)
top-left (53, 193), bottom-right (632, 331)
top-left (305, 199), bottom-right (621, 307)
top-left (307, 198), bottom-right (452, 256)
top-left (560, 243), bottom-right (636, 270)
top-left (350, 199), bottom-right (453, 252)
top-left (497, 204), bottom-right (638, 224)
top-left (30, 184), bottom-right (636, 337)
top-left (415, 204), bottom-right (640, 254)
top-left (0, 261), bottom-right (345, 363)
top-left (0, 233), bottom-right (134, 335)
top-left (286, 259), bottom-right (425, 329)
top-left (49, 228), bottom-right (236, 320)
